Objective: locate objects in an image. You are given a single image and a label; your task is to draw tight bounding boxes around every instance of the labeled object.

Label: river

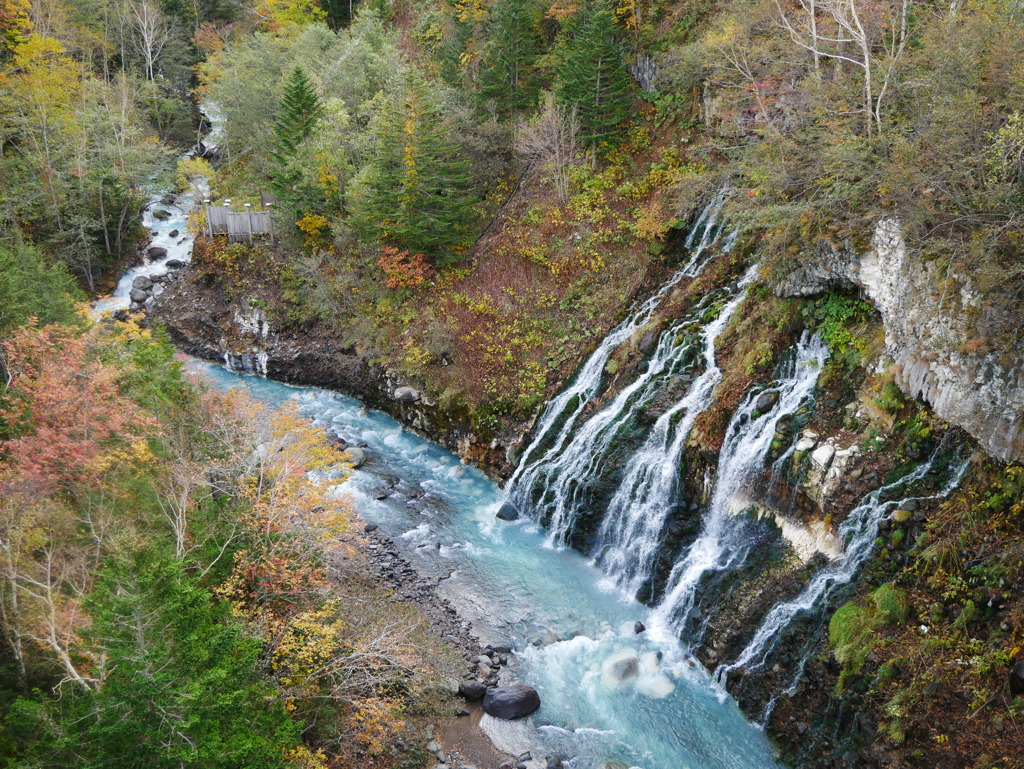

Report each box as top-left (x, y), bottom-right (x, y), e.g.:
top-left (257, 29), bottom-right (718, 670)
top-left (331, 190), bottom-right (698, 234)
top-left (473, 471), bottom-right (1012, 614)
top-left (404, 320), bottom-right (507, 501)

top-left (185, 359), bottom-right (781, 769)
top-left (100, 106), bottom-right (781, 769)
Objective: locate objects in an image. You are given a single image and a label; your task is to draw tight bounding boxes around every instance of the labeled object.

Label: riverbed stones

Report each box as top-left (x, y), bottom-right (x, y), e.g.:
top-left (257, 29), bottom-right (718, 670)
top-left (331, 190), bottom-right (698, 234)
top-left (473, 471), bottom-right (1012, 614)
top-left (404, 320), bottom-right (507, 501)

top-left (342, 446), bottom-right (367, 468)
top-left (147, 246), bottom-right (168, 259)
top-left (166, 258), bottom-right (185, 269)
top-left (458, 680), bottom-right (487, 701)
top-left (394, 386), bottom-right (419, 403)
top-left (151, 209), bottom-right (171, 220)
top-left (633, 621), bottom-right (646, 634)
top-left (482, 685), bottom-right (541, 719)
top-left (132, 275), bottom-right (153, 290)
top-left (1010, 659), bottom-right (1024, 696)
top-left (168, 229), bottom-right (179, 238)
top-left (129, 288), bottom-right (148, 303)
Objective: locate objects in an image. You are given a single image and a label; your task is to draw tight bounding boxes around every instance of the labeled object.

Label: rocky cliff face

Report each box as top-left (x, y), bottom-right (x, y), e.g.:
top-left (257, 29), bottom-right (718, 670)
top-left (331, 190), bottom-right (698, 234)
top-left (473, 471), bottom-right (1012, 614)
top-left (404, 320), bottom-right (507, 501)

top-left (150, 272), bottom-right (526, 478)
top-left (776, 218), bottom-right (1024, 464)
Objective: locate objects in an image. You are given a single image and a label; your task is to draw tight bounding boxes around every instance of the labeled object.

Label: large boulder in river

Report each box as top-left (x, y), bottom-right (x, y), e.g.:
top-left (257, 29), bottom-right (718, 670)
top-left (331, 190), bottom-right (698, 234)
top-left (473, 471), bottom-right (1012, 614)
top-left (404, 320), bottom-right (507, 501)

top-left (755, 390), bottom-right (779, 413)
top-left (601, 649), bottom-right (639, 685)
top-left (166, 259), bottom-right (185, 269)
top-left (482, 685), bottom-right (540, 719)
top-left (132, 275), bottom-right (153, 291)
top-left (151, 209), bottom-right (171, 220)
top-left (147, 246), bottom-right (167, 258)
top-left (342, 446), bottom-right (367, 468)
top-left (129, 288), bottom-right (149, 303)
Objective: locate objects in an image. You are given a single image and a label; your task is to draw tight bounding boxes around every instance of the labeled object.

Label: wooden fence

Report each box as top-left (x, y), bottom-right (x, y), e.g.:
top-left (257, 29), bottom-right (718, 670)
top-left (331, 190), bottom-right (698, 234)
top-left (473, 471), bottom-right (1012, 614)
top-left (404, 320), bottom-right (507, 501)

top-left (203, 200), bottom-right (275, 242)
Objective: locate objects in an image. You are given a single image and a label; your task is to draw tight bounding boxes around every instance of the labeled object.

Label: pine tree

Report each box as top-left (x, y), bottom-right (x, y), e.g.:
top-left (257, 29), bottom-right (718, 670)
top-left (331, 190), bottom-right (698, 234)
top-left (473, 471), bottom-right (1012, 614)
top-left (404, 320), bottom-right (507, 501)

top-left (554, 0), bottom-right (632, 149)
top-left (270, 67), bottom-right (324, 204)
top-left (477, 0), bottom-right (545, 115)
top-left (348, 80), bottom-right (477, 264)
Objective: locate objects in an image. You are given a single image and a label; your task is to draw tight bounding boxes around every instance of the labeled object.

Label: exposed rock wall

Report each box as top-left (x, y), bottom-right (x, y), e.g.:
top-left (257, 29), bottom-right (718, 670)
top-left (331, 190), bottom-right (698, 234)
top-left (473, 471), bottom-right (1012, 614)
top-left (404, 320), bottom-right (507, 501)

top-left (150, 273), bottom-right (524, 478)
top-left (776, 218), bottom-right (1024, 463)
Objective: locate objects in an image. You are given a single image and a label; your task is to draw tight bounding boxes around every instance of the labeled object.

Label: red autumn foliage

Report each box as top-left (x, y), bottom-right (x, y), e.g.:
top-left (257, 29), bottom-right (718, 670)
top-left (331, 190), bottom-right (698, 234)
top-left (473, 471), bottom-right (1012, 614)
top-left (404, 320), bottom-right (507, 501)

top-left (377, 247), bottom-right (434, 290)
top-left (0, 324), bottom-right (151, 494)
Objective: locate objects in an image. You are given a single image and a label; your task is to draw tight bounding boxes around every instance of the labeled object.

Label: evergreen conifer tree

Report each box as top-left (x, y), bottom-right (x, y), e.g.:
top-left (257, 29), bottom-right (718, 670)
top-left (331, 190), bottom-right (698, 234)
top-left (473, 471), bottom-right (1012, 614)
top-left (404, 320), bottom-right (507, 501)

top-left (348, 80), bottom-right (477, 263)
top-left (477, 0), bottom-right (545, 115)
top-left (554, 1), bottom-right (632, 149)
top-left (270, 67), bottom-right (324, 205)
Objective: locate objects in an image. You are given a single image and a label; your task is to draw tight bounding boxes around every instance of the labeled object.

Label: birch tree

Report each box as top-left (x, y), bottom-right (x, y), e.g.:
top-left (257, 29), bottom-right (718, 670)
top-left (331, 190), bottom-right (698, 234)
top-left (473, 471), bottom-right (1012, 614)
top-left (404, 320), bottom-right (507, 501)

top-left (774, 0), bottom-right (911, 136)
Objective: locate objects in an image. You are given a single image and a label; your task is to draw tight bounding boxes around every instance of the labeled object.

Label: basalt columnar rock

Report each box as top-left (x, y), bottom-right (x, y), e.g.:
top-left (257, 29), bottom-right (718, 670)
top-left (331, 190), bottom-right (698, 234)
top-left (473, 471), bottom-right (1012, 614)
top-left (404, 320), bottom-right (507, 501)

top-left (776, 218), bottom-right (1024, 463)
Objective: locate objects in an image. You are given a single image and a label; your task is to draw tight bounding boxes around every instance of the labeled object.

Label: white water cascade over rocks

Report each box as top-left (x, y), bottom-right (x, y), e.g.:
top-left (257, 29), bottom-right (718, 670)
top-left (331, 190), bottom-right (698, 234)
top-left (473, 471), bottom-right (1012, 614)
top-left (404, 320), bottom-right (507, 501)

top-left (507, 190), bottom-right (735, 503)
top-left (649, 333), bottom-right (829, 639)
top-left (717, 447), bottom-right (971, 718)
top-left (590, 265), bottom-right (760, 597)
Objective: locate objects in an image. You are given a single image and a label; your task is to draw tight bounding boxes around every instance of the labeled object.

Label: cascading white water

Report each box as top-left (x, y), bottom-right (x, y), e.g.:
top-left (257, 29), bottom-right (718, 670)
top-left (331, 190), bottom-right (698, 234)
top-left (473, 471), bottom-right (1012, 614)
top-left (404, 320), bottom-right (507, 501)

top-left (507, 189), bottom-right (736, 514)
top-left (680, 186), bottom-right (736, 277)
top-left (649, 332), bottom-right (829, 638)
top-left (591, 265), bottom-right (760, 596)
top-left (511, 298), bottom-right (711, 547)
top-left (717, 448), bottom-right (971, 700)
top-left (92, 103), bottom-right (223, 318)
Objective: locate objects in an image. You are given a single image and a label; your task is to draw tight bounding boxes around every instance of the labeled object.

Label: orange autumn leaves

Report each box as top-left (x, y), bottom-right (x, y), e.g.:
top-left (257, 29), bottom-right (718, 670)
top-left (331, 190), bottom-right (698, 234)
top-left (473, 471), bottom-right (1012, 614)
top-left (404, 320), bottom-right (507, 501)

top-left (0, 322), bottom-right (153, 494)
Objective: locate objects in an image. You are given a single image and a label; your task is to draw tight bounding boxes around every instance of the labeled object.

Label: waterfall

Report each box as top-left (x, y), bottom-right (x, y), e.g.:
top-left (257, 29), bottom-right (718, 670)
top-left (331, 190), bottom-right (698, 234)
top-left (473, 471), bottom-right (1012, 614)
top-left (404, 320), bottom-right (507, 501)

top-left (507, 190), bottom-right (735, 505)
top-left (649, 333), bottom-right (829, 637)
top-left (509, 292), bottom-right (714, 547)
top-left (680, 187), bottom-right (735, 277)
top-left (716, 446), bottom-right (971, 701)
top-left (590, 265), bottom-right (760, 595)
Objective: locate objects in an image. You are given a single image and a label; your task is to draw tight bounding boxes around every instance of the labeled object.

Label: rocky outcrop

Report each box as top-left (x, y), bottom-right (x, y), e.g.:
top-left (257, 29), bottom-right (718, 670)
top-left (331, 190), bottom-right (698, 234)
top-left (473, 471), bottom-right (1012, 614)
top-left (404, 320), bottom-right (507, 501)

top-left (776, 218), bottom-right (1024, 463)
top-left (150, 271), bottom-right (523, 478)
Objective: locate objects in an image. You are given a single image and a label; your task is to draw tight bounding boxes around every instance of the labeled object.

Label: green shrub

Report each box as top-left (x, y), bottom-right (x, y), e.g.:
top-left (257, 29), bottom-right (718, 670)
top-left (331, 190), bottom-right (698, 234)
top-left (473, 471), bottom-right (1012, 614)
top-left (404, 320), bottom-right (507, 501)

top-left (872, 583), bottom-right (910, 623)
top-left (829, 601), bottom-right (881, 675)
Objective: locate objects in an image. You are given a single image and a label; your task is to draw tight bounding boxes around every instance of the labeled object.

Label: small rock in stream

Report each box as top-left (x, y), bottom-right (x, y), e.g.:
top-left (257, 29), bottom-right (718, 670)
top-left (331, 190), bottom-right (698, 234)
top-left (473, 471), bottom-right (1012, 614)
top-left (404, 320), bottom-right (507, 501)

top-left (495, 502), bottom-right (519, 521)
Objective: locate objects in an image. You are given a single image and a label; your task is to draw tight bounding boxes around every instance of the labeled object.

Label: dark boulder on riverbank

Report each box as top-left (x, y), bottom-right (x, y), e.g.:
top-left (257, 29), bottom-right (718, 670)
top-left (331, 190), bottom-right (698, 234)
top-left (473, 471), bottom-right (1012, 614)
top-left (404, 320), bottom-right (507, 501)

top-left (458, 681), bottom-right (487, 701)
top-left (482, 685), bottom-right (540, 719)
top-left (1011, 659), bottom-right (1024, 696)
